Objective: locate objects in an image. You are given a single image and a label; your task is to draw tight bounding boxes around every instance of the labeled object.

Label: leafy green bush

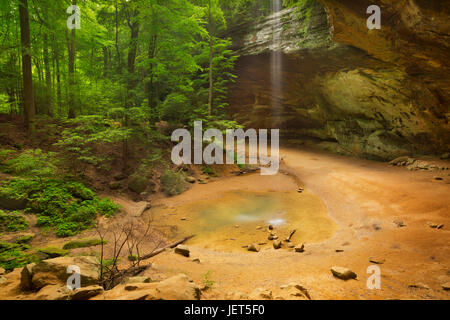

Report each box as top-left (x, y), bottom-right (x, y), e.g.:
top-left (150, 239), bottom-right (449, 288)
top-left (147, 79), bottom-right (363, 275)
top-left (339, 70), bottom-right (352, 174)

top-left (0, 178), bottom-right (120, 237)
top-left (0, 210), bottom-right (28, 232)
top-left (160, 170), bottom-right (187, 196)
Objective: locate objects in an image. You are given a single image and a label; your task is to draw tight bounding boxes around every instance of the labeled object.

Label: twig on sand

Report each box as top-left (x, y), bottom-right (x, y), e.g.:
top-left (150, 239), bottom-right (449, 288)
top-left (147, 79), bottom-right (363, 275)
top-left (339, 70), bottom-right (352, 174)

top-left (138, 235), bottom-right (195, 262)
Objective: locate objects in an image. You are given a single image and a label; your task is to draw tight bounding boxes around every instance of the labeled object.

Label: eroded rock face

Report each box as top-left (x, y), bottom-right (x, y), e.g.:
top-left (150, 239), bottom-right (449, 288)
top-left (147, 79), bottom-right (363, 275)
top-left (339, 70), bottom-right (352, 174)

top-left (227, 0), bottom-right (449, 160)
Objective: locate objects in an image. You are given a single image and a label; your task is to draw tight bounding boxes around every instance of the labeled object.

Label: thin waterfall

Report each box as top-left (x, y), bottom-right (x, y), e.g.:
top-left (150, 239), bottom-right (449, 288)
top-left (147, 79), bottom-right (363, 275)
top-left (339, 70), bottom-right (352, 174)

top-left (270, 0), bottom-right (283, 128)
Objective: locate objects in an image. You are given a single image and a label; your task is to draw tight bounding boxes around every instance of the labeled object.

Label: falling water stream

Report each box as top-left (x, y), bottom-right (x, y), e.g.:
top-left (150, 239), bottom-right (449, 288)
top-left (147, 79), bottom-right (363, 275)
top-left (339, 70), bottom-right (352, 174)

top-left (270, 0), bottom-right (283, 127)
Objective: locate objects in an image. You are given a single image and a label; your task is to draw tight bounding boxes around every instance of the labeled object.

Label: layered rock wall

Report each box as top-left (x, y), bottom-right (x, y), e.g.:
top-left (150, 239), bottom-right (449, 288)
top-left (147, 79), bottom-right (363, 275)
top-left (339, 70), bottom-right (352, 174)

top-left (227, 0), bottom-right (449, 159)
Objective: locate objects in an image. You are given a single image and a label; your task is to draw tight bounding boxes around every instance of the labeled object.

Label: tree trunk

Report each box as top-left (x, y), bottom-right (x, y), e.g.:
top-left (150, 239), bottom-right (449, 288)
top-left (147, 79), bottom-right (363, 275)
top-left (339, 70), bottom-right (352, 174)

top-left (43, 33), bottom-right (53, 116)
top-left (67, 0), bottom-right (77, 118)
top-left (208, 0), bottom-right (213, 116)
top-left (18, 0), bottom-right (35, 136)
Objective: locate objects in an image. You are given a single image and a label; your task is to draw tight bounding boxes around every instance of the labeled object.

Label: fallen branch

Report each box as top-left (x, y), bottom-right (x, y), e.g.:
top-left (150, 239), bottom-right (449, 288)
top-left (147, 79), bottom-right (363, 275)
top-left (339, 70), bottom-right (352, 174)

top-left (285, 230), bottom-right (296, 242)
top-left (138, 235), bottom-right (195, 262)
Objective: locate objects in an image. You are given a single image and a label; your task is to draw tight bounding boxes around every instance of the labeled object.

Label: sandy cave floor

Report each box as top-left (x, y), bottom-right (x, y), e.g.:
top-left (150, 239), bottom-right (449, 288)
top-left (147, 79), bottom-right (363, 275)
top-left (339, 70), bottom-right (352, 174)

top-left (139, 147), bottom-right (450, 300)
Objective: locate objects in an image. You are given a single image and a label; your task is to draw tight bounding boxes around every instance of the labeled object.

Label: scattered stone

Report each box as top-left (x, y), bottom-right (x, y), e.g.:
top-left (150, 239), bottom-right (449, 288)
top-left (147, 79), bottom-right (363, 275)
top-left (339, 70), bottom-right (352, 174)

top-left (197, 179), bottom-right (207, 184)
top-left (155, 274), bottom-right (201, 300)
top-left (409, 283), bottom-right (430, 290)
top-left (279, 282), bottom-right (311, 300)
top-left (441, 282), bottom-right (450, 291)
top-left (331, 266), bottom-right (357, 280)
top-left (389, 156), bottom-right (410, 166)
top-left (123, 276), bottom-right (152, 285)
top-left (369, 257), bottom-right (385, 264)
top-left (247, 243), bottom-right (260, 252)
top-left (235, 225), bottom-right (240, 228)
top-left (287, 243), bottom-right (295, 248)
top-left (273, 240), bottom-right (282, 249)
top-left (268, 233), bottom-right (278, 241)
top-left (434, 176), bottom-right (444, 181)
top-left (294, 243), bottom-right (305, 253)
top-left (70, 285), bottom-right (104, 300)
top-left (249, 288), bottom-right (272, 300)
top-left (0, 267), bottom-right (5, 275)
top-left (185, 176), bottom-right (196, 184)
top-left (180, 217), bottom-right (187, 221)
top-left (256, 226), bottom-right (262, 230)
top-left (174, 245), bottom-right (190, 257)
top-left (394, 220), bottom-right (406, 228)
top-left (427, 222), bottom-right (444, 229)
top-left (225, 291), bottom-right (248, 300)
top-left (192, 258), bottom-right (201, 264)
top-left (335, 249), bottom-right (344, 253)
top-left (268, 225), bottom-right (274, 230)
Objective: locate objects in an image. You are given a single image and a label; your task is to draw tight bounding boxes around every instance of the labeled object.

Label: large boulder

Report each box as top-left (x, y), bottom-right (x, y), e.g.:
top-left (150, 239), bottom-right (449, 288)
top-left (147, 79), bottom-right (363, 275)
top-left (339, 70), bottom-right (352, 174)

top-left (0, 194), bottom-right (27, 210)
top-left (154, 274), bottom-right (201, 300)
top-left (22, 256), bottom-right (100, 290)
top-left (70, 285), bottom-right (104, 300)
top-left (35, 285), bottom-right (71, 300)
top-left (331, 266), bottom-right (357, 280)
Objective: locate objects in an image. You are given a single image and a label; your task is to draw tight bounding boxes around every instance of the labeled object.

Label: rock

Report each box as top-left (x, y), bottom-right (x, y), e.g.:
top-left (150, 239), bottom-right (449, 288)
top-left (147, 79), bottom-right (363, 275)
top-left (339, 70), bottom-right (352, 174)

top-left (247, 243), bottom-right (260, 252)
top-left (192, 258), bottom-right (201, 264)
top-left (273, 240), bottom-right (282, 249)
top-left (155, 274), bottom-right (201, 300)
top-left (369, 257), bottom-right (385, 264)
top-left (225, 291), bottom-right (248, 300)
top-left (287, 243), bottom-right (295, 248)
top-left (14, 234), bottom-right (34, 244)
top-left (35, 285), bottom-right (71, 300)
top-left (279, 282), bottom-right (311, 300)
top-left (268, 225), bottom-right (273, 230)
top-left (20, 263), bottom-right (35, 291)
top-left (123, 276), bottom-right (152, 285)
top-left (389, 156), bottom-right (410, 166)
top-left (30, 256), bottom-right (100, 289)
top-left (256, 226), bottom-right (262, 230)
top-left (441, 153), bottom-right (450, 160)
top-left (37, 247), bottom-right (69, 258)
top-left (331, 266), bottom-right (357, 280)
top-left (0, 194), bottom-right (27, 210)
top-left (294, 243), bottom-right (305, 253)
top-left (132, 201), bottom-right (151, 217)
top-left (394, 220), bottom-right (406, 228)
top-left (185, 176), bottom-right (196, 184)
top-left (268, 234), bottom-right (278, 241)
top-left (0, 267), bottom-right (5, 275)
top-left (427, 222), bottom-right (444, 229)
top-left (174, 245), bottom-right (190, 257)
top-left (409, 283), bottom-right (430, 290)
top-left (0, 275), bottom-right (6, 285)
top-left (434, 176), bottom-right (444, 181)
top-left (249, 288), bottom-right (272, 300)
top-left (441, 282), bottom-right (450, 291)
top-left (181, 217), bottom-right (187, 221)
top-left (70, 285), bottom-right (104, 300)
top-left (114, 173), bottom-right (127, 181)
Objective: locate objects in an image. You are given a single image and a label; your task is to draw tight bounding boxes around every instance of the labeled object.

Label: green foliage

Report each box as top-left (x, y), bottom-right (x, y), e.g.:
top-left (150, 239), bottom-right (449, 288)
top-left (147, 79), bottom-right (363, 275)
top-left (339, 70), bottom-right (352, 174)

top-left (1, 149), bottom-right (58, 178)
top-left (0, 241), bottom-right (36, 271)
top-left (0, 178), bottom-right (120, 237)
top-left (161, 170), bottom-right (188, 196)
top-left (202, 166), bottom-right (216, 176)
top-left (63, 239), bottom-right (107, 250)
top-left (202, 270), bottom-right (215, 290)
top-left (0, 210), bottom-right (28, 232)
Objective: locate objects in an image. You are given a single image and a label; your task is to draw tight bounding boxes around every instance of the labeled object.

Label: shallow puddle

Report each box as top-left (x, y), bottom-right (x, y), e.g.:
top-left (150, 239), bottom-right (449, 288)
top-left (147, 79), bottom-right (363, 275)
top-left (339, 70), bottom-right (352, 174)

top-left (150, 190), bottom-right (337, 252)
